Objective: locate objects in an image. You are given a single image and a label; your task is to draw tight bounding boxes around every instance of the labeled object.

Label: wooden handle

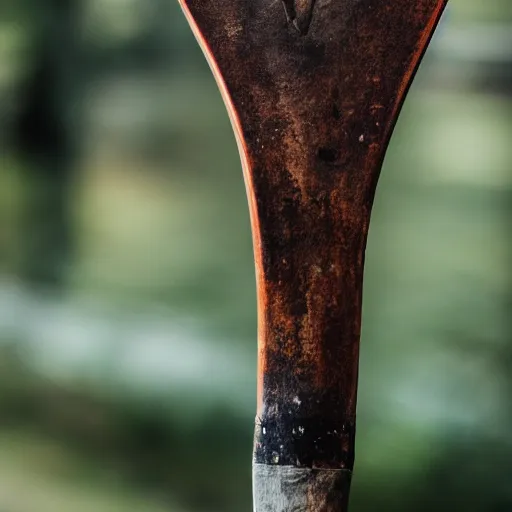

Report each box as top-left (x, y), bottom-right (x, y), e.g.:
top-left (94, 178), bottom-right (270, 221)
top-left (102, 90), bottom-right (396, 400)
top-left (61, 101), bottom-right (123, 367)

top-left (177, 0), bottom-right (448, 509)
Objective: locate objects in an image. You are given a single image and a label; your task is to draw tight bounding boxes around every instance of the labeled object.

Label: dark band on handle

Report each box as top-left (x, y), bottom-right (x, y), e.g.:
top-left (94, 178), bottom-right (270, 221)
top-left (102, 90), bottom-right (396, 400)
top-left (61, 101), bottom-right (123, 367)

top-left (254, 416), bottom-right (355, 469)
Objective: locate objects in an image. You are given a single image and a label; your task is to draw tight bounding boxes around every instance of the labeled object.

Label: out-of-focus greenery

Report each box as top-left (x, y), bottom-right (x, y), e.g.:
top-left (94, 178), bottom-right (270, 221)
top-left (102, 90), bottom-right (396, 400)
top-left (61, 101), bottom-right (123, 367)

top-left (0, 1), bottom-right (511, 511)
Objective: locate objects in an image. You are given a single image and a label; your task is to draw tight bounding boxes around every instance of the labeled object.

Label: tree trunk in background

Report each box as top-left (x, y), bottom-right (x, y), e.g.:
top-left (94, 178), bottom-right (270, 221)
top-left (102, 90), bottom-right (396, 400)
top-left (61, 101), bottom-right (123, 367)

top-left (14, 0), bottom-right (82, 287)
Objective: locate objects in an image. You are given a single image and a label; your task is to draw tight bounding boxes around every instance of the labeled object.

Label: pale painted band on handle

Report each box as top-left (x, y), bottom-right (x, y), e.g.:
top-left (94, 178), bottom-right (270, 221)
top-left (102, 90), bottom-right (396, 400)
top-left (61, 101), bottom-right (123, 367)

top-left (253, 463), bottom-right (352, 512)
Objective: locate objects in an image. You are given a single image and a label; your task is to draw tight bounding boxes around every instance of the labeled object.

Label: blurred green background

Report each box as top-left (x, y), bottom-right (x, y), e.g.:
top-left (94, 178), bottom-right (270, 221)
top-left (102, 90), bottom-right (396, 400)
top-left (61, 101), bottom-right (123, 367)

top-left (0, 1), bottom-right (511, 510)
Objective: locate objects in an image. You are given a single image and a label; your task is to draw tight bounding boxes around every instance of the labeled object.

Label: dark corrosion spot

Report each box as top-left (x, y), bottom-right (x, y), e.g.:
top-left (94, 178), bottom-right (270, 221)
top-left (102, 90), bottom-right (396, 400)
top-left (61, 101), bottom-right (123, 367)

top-left (317, 147), bottom-right (339, 163)
top-left (332, 104), bottom-right (341, 120)
top-left (302, 40), bottom-right (325, 65)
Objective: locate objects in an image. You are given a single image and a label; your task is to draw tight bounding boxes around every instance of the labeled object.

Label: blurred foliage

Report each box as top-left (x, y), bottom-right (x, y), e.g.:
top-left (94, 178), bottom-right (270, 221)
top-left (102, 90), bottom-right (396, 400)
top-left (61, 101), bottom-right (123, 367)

top-left (0, 0), bottom-right (511, 511)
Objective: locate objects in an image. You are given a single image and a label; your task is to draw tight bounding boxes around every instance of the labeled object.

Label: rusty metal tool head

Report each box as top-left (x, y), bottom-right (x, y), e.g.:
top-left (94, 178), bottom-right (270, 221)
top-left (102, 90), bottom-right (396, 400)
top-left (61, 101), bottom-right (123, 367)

top-left (177, 0), bottom-right (448, 510)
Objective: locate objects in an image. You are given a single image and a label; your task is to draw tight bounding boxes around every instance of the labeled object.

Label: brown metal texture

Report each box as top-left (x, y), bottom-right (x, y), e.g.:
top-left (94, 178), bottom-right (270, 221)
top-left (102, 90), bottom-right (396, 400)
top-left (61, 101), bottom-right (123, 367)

top-left (178, 0), bottom-right (447, 509)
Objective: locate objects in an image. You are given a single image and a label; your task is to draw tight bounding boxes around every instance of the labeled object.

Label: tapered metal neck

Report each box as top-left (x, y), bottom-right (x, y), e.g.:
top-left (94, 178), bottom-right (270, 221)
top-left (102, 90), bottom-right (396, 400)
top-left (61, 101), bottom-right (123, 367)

top-left (178, 0), bottom-right (448, 509)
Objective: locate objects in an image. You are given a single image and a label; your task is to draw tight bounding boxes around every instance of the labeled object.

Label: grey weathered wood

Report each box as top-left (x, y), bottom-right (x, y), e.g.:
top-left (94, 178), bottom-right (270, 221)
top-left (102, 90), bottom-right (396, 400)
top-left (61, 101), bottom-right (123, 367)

top-left (177, 0), bottom-right (449, 510)
top-left (253, 464), bottom-right (351, 511)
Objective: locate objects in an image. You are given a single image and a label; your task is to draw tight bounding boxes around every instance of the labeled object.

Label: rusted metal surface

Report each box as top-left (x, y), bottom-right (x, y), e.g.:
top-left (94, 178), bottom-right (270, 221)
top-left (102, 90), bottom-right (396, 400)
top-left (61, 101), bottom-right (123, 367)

top-left (178, 0), bottom-right (448, 509)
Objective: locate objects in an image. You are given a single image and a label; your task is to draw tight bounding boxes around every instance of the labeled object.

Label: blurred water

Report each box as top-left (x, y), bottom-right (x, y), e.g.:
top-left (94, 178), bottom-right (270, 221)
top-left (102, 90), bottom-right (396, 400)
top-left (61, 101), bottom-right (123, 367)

top-left (0, 279), bottom-right (253, 415)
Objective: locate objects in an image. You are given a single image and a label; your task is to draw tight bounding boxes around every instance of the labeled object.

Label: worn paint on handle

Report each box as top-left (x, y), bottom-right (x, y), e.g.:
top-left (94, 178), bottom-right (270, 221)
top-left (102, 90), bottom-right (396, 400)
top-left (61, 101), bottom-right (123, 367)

top-left (253, 464), bottom-right (351, 511)
top-left (177, 0), bottom-right (448, 509)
